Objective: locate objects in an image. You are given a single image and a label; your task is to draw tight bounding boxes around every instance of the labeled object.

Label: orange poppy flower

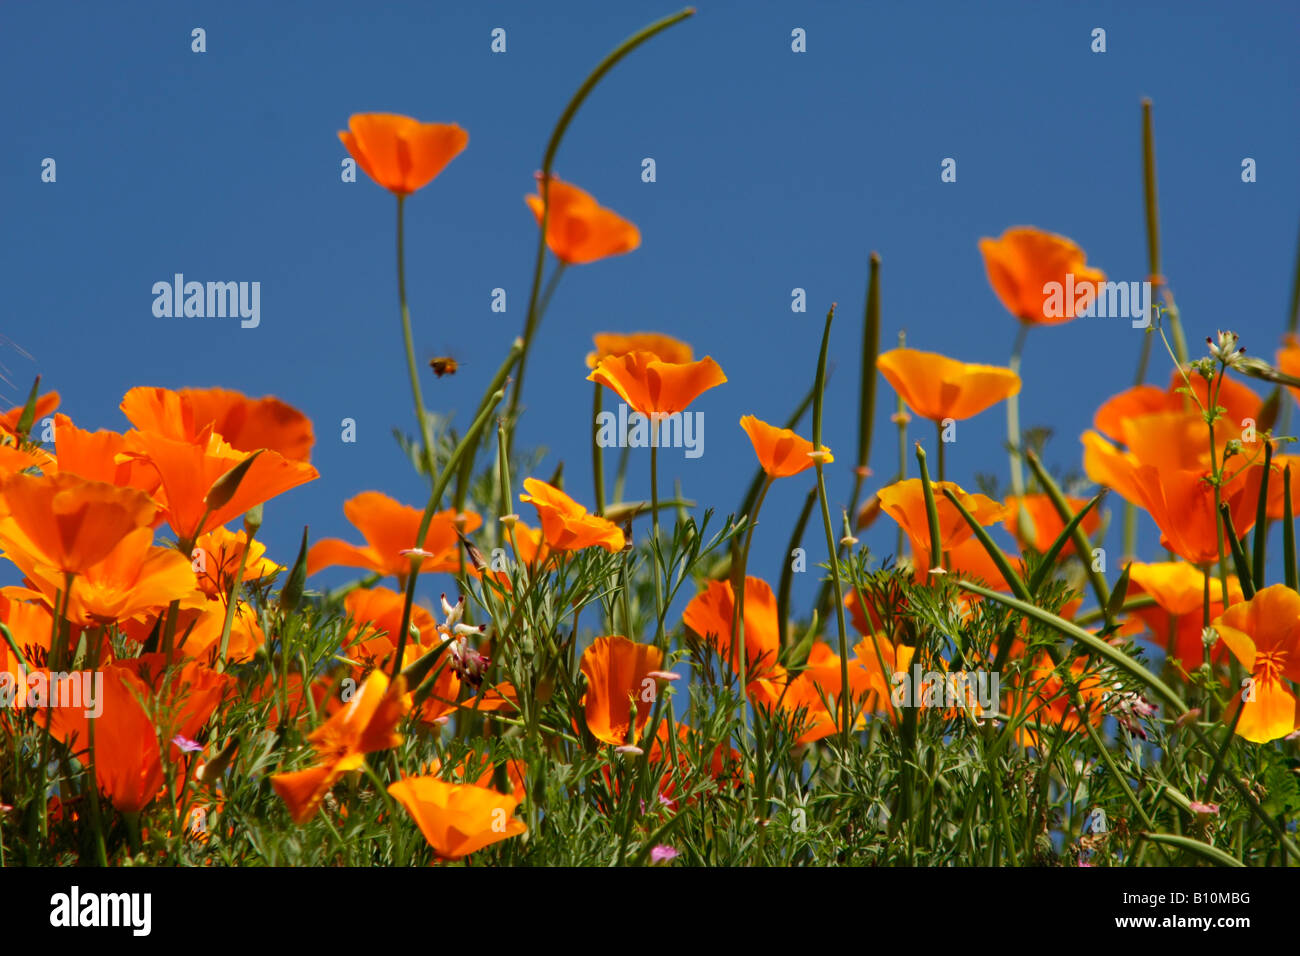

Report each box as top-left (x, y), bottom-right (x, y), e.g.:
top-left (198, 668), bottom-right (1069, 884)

top-left (49, 414), bottom-right (161, 496)
top-left (123, 429), bottom-right (317, 540)
top-left (588, 351), bottom-right (726, 417)
top-left (1092, 372), bottom-right (1262, 446)
top-left (645, 720), bottom-right (745, 803)
top-left (9, 526), bottom-right (201, 628)
top-left (578, 636), bottom-right (665, 747)
top-left (1131, 464), bottom-right (1263, 566)
top-left (271, 670), bottom-right (410, 823)
top-left (121, 386), bottom-right (315, 463)
top-left (466, 519), bottom-right (553, 593)
top-left (979, 226), bottom-right (1107, 325)
top-left (0, 390), bottom-right (58, 436)
top-left (739, 415), bottom-right (832, 479)
top-left (752, 669), bottom-right (839, 744)
top-left (341, 586), bottom-right (440, 668)
top-left (940, 536), bottom-right (1018, 592)
top-left (387, 776), bottom-right (526, 859)
top-left (338, 113), bottom-right (468, 197)
top-left (431, 751), bottom-right (527, 796)
top-left (116, 654), bottom-right (236, 755)
top-left (0, 441), bottom-right (52, 476)
top-left (306, 492), bottom-right (478, 579)
top-left (518, 478), bottom-right (624, 554)
top-left (877, 349), bottom-right (1020, 423)
top-left (755, 638), bottom-right (897, 743)
top-left (0, 595), bottom-right (56, 664)
top-left (682, 576), bottom-right (783, 682)
top-left (525, 174), bottom-right (639, 265)
top-left (191, 525), bottom-right (282, 599)
top-left (586, 332), bottom-right (693, 369)
top-left (43, 666), bottom-right (164, 814)
top-left (1264, 454), bottom-right (1300, 520)
top-left (458, 681), bottom-right (520, 714)
top-left (1128, 562), bottom-right (1241, 675)
top-left (163, 596), bottom-right (266, 664)
top-left (1211, 583), bottom-right (1300, 743)
top-left (0, 472), bottom-right (158, 574)
top-left (1003, 654), bottom-right (1108, 749)
top-left (876, 479), bottom-right (1008, 570)
top-left (1002, 493), bottom-right (1102, 555)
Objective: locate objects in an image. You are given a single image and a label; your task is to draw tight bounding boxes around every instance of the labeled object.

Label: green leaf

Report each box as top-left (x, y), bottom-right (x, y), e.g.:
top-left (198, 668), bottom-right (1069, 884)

top-left (1140, 832), bottom-right (1244, 867)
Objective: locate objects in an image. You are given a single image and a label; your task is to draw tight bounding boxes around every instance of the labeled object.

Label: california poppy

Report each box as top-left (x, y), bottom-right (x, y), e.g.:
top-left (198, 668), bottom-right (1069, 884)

top-left (0, 390), bottom-right (58, 437)
top-left (9, 526), bottom-right (201, 628)
top-left (192, 525), bottom-right (282, 599)
top-left (0, 472), bottom-right (158, 574)
top-left (526, 174), bottom-right (639, 265)
top-left (1002, 493), bottom-right (1101, 555)
top-left (876, 478), bottom-right (1008, 570)
top-left (588, 351), bottom-right (726, 417)
top-left (338, 113), bottom-right (468, 196)
top-left (1275, 339), bottom-right (1300, 409)
top-left (306, 492), bottom-right (479, 579)
top-left (1131, 464), bottom-right (1263, 566)
top-left (519, 478), bottom-right (624, 553)
top-left (387, 776), bottom-right (526, 859)
top-left (121, 386), bottom-right (315, 463)
top-left (0, 441), bottom-right (52, 476)
top-left (979, 226), bottom-right (1106, 325)
top-left (271, 670), bottom-right (410, 823)
top-left (1211, 583), bottom-right (1300, 743)
top-left (123, 429), bottom-right (317, 540)
top-left (43, 666), bottom-right (164, 814)
top-left (1128, 562), bottom-right (1242, 674)
top-left (431, 751), bottom-right (526, 797)
top-left (578, 636), bottom-right (665, 747)
top-left (1003, 653), bottom-right (1109, 749)
top-left (739, 415), bottom-right (832, 479)
top-left (158, 596), bottom-right (266, 664)
top-left (682, 576), bottom-right (783, 682)
top-left (342, 586), bottom-right (439, 667)
top-left (587, 332), bottom-right (693, 369)
top-left (877, 349), bottom-right (1020, 423)
top-left (1092, 372), bottom-right (1262, 447)
top-left (50, 414), bottom-right (161, 496)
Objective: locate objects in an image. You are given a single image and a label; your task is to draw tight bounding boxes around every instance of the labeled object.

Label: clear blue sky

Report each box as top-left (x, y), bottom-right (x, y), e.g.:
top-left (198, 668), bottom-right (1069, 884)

top-left (3, 1), bottom-right (1297, 626)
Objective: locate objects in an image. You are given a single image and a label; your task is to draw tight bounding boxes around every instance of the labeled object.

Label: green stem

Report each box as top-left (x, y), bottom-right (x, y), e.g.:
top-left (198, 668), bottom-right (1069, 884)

top-left (1006, 323), bottom-right (1028, 497)
top-left (592, 379), bottom-right (606, 516)
top-left (650, 435), bottom-right (665, 649)
top-left (811, 305), bottom-right (851, 748)
top-left (504, 7), bottom-right (695, 453)
top-left (396, 195), bottom-right (437, 480)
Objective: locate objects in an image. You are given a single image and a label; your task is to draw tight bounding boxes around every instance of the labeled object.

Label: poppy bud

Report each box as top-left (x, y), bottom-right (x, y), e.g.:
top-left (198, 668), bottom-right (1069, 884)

top-left (205, 450), bottom-right (264, 513)
top-left (277, 526), bottom-right (310, 614)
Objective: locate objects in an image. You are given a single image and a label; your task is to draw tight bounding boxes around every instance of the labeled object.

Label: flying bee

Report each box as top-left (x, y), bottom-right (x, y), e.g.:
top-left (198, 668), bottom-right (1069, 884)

top-left (428, 356), bottom-right (459, 378)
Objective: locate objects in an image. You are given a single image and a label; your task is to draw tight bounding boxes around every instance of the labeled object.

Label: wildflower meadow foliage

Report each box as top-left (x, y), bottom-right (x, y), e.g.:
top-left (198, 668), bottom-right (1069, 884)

top-left (2, 9), bottom-right (1298, 877)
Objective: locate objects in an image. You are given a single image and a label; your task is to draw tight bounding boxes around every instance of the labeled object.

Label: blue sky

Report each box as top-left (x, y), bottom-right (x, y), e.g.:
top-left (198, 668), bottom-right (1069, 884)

top-left (3, 0), bottom-right (1297, 630)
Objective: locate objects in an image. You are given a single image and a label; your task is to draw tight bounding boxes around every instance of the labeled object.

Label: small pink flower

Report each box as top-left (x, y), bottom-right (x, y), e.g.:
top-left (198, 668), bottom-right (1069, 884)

top-left (172, 735), bottom-right (203, 754)
top-left (1188, 801), bottom-right (1220, 816)
top-left (650, 845), bottom-right (679, 864)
